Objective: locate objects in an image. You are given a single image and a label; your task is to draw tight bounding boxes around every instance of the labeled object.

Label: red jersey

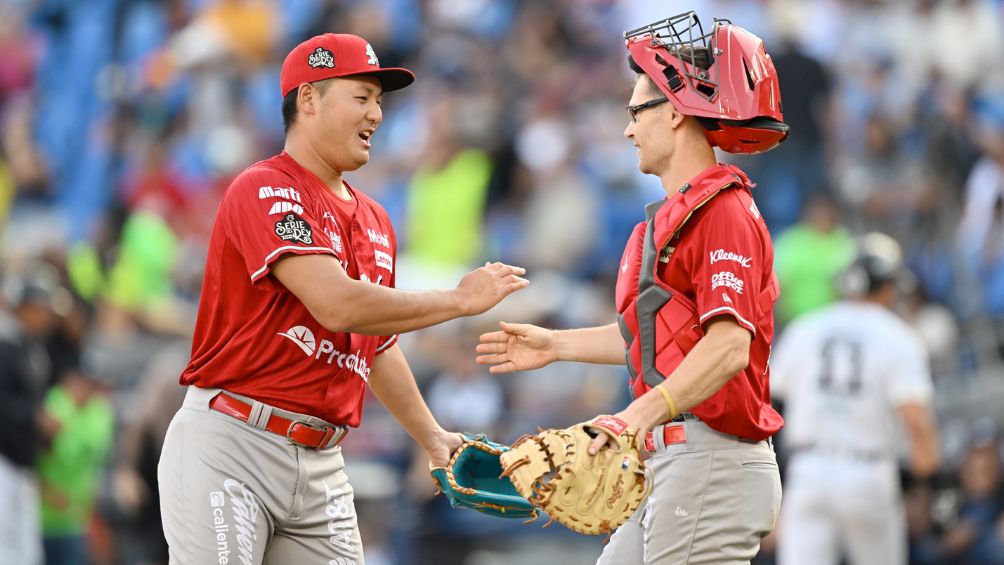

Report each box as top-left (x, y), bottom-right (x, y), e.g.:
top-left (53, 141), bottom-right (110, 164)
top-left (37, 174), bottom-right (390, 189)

top-left (181, 152), bottom-right (397, 427)
top-left (617, 164), bottom-right (782, 440)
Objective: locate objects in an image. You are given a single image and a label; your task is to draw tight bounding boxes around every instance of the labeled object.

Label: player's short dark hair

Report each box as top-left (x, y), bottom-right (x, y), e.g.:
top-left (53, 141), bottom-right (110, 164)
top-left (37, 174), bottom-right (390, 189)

top-left (282, 78), bottom-right (335, 134)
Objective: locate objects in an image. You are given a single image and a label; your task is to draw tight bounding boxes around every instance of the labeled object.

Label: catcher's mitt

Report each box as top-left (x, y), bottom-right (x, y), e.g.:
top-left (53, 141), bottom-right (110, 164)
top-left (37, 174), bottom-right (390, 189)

top-left (429, 433), bottom-right (537, 520)
top-left (499, 415), bottom-right (653, 535)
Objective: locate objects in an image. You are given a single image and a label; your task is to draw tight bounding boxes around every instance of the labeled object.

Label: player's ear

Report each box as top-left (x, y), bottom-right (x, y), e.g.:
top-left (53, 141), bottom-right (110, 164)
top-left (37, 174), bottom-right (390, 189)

top-left (297, 84), bottom-right (317, 117)
top-left (667, 103), bottom-right (686, 129)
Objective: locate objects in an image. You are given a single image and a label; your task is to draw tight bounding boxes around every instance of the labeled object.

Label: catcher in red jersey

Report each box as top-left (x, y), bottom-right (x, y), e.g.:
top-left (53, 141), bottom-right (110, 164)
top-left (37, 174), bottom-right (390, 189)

top-left (478, 12), bottom-right (787, 564)
top-left (157, 33), bottom-right (528, 565)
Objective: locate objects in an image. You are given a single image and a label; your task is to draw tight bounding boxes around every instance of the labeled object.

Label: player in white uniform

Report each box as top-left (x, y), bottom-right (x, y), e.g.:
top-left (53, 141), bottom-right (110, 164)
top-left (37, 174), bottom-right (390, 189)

top-left (771, 232), bottom-right (940, 565)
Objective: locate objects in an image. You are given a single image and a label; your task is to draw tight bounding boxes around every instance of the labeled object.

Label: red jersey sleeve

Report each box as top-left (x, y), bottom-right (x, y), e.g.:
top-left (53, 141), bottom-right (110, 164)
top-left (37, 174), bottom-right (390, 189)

top-left (220, 168), bottom-right (341, 284)
top-left (675, 190), bottom-right (768, 334)
top-left (375, 233), bottom-right (397, 355)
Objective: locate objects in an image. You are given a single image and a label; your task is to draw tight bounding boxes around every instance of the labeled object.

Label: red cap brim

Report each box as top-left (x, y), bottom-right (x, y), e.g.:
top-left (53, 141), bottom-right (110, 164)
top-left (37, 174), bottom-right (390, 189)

top-left (341, 68), bottom-right (415, 92)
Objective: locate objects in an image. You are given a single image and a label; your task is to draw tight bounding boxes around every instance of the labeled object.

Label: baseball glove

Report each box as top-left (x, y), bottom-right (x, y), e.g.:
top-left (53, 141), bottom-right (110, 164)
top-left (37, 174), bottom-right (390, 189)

top-left (429, 433), bottom-right (537, 520)
top-left (499, 416), bottom-right (653, 535)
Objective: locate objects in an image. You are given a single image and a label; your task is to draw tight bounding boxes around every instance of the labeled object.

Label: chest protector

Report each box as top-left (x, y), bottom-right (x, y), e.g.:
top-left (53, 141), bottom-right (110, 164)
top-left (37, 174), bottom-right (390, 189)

top-left (615, 164), bottom-right (757, 400)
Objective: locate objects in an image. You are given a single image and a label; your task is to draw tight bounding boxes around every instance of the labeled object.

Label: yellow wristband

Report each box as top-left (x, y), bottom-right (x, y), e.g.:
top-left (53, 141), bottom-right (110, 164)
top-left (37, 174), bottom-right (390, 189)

top-left (655, 385), bottom-right (678, 419)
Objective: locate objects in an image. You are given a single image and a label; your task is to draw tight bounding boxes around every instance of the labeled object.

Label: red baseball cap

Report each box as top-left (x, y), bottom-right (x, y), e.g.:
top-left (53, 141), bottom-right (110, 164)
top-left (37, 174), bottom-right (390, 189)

top-left (279, 33), bottom-right (415, 97)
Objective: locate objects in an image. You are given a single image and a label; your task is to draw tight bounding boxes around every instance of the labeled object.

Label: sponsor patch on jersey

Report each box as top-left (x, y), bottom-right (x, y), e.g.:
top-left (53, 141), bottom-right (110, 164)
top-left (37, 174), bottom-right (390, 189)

top-left (367, 228), bottom-right (390, 248)
top-left (711, 271), bottom-right (744, 294)
top-left (308, 47), bottom-right (335, 68)
top-left (258, 186), bottom-right (301, 202)
top-left (268, 200), bottom-right (305, 216)
top-left (275, 213), bottom-right (314, 245)
top-left (709, 249), bottom-right (752, 268)
top-left (278, 324), bottom-right (370, 381)
top-left (375, 250), bottom-right (393, 272)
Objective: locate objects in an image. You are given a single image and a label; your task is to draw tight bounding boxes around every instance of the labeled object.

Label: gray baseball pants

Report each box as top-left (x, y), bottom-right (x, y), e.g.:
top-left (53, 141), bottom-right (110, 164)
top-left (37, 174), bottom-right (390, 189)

top-left (158, 386), bottom-right (363, 565)
top-left (597, 417), bottom-right (782, 564)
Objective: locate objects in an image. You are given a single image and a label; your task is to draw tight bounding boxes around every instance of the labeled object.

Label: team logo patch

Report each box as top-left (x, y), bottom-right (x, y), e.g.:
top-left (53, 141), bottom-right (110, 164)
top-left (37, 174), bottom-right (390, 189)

top-left (308, 47), bottom-right (335, 68)
top-left (711, 271), bottom-right (744, 294)
top-left (365, 43), bottom-right (379, 66)
top-left (275, 213), bottom-right (314, 244)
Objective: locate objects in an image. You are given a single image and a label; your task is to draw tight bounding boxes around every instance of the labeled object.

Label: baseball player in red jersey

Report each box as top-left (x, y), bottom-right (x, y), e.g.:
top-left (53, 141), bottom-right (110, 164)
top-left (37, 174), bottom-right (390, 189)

top-left (478, 12), bottom-right (787, 563)
top-left (157, 34), bottom-right (528, 565)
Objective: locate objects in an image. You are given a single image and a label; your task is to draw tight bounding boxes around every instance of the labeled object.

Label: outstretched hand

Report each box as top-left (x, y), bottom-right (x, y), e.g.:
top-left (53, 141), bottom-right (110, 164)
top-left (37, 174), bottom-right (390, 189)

top-left (456, 262), bottom-right (529, 316)
top-left (476, 321), bottom-right (558, 374)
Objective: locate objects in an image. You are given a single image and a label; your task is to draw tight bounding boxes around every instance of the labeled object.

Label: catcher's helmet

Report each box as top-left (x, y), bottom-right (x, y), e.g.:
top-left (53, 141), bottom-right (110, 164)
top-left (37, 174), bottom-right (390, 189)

top-left (836, 233), bottom-right (913, 297)
top-left (625, 12), bottom-right (789, 154)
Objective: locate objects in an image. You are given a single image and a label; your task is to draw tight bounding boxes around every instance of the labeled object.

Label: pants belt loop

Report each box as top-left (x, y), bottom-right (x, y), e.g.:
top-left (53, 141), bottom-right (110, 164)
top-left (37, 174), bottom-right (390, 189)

top-left (247, 401), bottom-right (272, 430)
top-left (653, 424), bottom-right (666, 451)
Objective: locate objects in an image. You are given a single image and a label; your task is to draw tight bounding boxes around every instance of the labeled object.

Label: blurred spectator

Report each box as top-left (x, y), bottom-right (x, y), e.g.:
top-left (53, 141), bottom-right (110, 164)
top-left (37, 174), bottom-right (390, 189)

top-left (773, 193), bottom-right (855, 324)
top-left (38, 369), bottom-right (114, 565)
top-left (932, 426), bottom-right (1004, 564)
top-left (0, 262), bottom-right (67, 565)
top-left (405, 97), bottom-right (493, 273)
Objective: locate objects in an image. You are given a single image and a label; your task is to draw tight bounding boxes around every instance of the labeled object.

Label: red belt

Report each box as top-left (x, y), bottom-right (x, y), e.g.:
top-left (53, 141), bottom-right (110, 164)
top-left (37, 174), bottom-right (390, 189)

top-left (644, 424), bottom-right (687, 452)
top-left (209, 393), bottom-right (347, 449)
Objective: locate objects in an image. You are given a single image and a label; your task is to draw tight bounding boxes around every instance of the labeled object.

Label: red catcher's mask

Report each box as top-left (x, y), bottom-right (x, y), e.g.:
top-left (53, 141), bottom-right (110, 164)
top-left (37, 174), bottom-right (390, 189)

top-left (625, 12), bottom-right (789, 154)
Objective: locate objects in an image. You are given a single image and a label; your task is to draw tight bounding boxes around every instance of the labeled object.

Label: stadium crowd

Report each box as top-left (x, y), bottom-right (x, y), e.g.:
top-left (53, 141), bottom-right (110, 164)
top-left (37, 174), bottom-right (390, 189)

top-left (1, 0), bottom-right (1004, 563)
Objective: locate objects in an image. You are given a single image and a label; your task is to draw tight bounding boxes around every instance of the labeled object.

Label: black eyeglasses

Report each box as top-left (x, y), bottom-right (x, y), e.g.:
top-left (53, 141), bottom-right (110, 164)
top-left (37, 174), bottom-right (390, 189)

top-left (626, 96), bottom-right (668, 123)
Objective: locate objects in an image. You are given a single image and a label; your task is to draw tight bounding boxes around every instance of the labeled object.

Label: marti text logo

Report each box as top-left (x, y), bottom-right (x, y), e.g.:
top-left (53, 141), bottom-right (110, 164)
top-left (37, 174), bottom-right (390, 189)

top-left (258, 186), bottom-right (301, 202)
top-left (278, 325), bottom-right (371, 381)
top-left (708, 249), bottom-right (752, 268)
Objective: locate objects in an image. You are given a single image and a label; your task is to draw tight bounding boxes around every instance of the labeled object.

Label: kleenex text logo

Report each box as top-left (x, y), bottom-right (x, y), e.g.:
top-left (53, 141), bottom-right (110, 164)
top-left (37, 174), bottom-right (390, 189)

top-left (709, 249), bottom-right (751, 268)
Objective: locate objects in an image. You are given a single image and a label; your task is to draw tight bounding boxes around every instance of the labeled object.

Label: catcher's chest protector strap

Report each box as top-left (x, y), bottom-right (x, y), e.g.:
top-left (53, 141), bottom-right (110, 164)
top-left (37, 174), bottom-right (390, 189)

top-left (615, 164), bottom-right (754, 396)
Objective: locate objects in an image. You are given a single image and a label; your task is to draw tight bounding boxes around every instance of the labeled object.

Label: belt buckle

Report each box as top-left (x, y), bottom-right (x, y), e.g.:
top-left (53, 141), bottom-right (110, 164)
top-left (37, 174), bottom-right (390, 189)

top-left (286, 419), bottom-right (334, 448)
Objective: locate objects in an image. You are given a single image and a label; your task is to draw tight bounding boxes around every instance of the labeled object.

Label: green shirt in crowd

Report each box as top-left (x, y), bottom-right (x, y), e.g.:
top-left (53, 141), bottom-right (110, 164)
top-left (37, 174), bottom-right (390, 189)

top-left (774, 223), bottom-right (856, 324)
top-left (37, 385), bottom-right (114, 537)
top-left (407, 149), bottom-right (492, 267)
